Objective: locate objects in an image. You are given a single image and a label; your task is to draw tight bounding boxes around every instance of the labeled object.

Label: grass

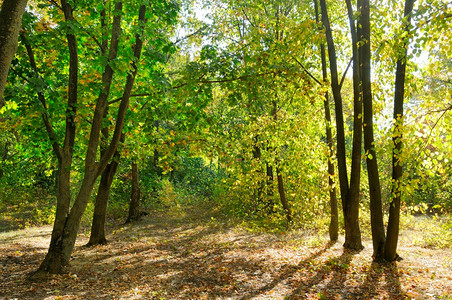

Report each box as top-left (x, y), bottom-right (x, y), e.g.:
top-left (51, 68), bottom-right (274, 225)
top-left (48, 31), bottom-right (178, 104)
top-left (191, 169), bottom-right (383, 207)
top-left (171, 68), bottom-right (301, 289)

top-left (400, 213), bottom-right (452, 249)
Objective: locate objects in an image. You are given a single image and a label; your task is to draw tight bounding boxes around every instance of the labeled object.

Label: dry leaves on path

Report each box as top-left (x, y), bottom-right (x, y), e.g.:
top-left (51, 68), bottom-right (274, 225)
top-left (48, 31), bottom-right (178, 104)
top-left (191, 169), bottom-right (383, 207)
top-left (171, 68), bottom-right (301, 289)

top-left (0, 208), bottom-right (451, 299)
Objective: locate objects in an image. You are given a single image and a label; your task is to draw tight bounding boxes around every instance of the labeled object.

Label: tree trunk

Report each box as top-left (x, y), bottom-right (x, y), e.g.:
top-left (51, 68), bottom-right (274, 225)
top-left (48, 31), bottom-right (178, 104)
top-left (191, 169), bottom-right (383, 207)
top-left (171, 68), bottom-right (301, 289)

top-left (314, 0), bottom-right (338, 242)
top-left (319, 0), bottom-right (349, 213)
top-left (0, 0), bottom-right (28, 104)
top-left (326, 155), bottom-right (339, 241)
top-left (252, 135), bottom-right (264, 205)
top-left (126, 161), bottom-right (141, 223)
top-left (151, 120), bottom-right (162, 198)
top-left (385, 0), bottom-right (416, 262)
top-left (266, 162), bottom-right (275, 213)
top-left (86, 159), bottom-right (119, 246)
top-left (359, 0), bottom-right (386, 260)
top-left (33, 0), bottom-right (79, 275)
top-left (276, 166), bottom-right (291, 223)
top-left (320, 0), bottom-right (362, 250)
top-left (37, 173), bottom-right (99, 274)
top-left (270, 99), bottom-right (291, 223)
top-left (342, 0), bottom-right (364, 251)
top-left (22, 26), bottom-right (76, 255)
top-left (87, 101), bottom-right (124, 246)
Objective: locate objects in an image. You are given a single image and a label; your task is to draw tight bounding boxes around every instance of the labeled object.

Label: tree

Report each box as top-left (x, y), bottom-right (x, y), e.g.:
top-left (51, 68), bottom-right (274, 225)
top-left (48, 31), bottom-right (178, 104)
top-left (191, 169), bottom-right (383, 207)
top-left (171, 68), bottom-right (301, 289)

top-left (319, 0), bottom-right (363, 250)
top-left (86, 145), bottom-right (121, 246)
top-left (0, 0), bottom-right (28, 105)
top-left (384, 0), bottom-right (416, 262)
top-left (359, 0), bottom-right (386, 261)
top-left (313, 0), bottom-right (338, 242)
top-left (126, 161), bottom-right (142, 223)
top-left (23, 1), bottom-right (149, 275)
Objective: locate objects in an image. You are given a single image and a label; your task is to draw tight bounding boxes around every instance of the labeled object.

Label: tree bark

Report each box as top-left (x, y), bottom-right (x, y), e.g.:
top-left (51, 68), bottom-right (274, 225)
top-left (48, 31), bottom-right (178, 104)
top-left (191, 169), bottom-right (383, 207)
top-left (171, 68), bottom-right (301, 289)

top-left (20, 32), bottom-right (73, 253)
top-left (126, 161), bottom-right (141, 223)
top-left (314, 0), bottom-right (338, 242)
top-left (87, 123), bottom-right (125, 246)
top-left (359, 0), bottom-right (386, 260)
top-left (87, 91), bottom-right (124, 246)
top-left (86, 158), bottom-right (119, 246)
top-left (0, 0), bottom-right (28, 104)
top-left (385, 0), bottom-right (416, 262)
top-left (36, 1), bottom-right (124, 275)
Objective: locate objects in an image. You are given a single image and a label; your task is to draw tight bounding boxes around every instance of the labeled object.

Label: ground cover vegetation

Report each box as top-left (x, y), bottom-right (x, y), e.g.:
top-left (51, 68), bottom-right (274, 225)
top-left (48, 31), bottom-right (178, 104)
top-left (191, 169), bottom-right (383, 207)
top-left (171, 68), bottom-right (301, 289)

top-left (0, 0), bottom-right (451, 297)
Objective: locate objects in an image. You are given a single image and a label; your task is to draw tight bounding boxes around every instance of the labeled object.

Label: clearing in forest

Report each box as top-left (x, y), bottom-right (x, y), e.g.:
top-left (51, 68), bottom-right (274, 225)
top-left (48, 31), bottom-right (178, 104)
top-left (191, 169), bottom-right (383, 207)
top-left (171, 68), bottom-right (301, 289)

top-left (0, 207), bottom-right (451, 299)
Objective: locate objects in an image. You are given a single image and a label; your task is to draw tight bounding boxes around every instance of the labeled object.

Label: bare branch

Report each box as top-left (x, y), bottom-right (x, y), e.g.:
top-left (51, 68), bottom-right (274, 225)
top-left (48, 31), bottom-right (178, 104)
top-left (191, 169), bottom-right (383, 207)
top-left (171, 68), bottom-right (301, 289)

top-left (339, 57), bottom-right (352, 91)
top-left (292, 56), bottom-right (322, 85)
top-left (173, 25), bottom-right (208, 46)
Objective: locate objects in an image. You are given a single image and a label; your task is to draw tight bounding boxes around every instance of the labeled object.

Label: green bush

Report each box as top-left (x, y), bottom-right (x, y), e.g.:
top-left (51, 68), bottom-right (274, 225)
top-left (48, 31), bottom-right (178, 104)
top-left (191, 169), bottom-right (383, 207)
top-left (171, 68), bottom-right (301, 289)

top-left (0, 186), bottom-right (55, 230)
top-left (170, 156), bottom-right (224, 199)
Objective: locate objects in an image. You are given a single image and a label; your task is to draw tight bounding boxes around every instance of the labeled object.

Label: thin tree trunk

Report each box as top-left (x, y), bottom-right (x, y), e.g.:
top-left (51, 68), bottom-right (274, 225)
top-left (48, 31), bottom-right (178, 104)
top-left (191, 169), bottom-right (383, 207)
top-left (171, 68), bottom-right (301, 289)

top-left (326, 141), bottom-right (339, 242)
top-left (36, 1), bottom-right (124, 275)
top-left (314, 0), bottom-right (338, 242)
top-left (319, 0), bottom-right (349, 210)
top-left (87, 99), bottom-right (124, 246)
top-left (87, 106), bottom-right (113, 246)
top-left (152, 120), bottom-right (162, 197)
top-left (152, 148), bottom-right (161, 196)
top-left (86, 158), bottom-right (119, 246)
top-left (252, 135), bottom-right (264, 205)
top-left (126, 161), bottom-right (141, 223)
top-left (30, 0), bottom-right (79, 276)
top-left (343, 0), bottom-right (363, 251)
top-left (0, 0), bottom-right (28, 104)
top-left (276, 165), bottom-right (291, 223)
top-left (359, 0), bottom-right (386, 260)
top-left (320, 0), bottom-right (364, 250)
top-left (266, 162), bottom-right (275, 213)
top-left (87, 131), bottom-right (125, 246)
top-left (270, 100), bottom-right (291, 223)
top-left (385, 0), bottom-right (416, 262)
top-left (20, 33), bottom-right (73, 251)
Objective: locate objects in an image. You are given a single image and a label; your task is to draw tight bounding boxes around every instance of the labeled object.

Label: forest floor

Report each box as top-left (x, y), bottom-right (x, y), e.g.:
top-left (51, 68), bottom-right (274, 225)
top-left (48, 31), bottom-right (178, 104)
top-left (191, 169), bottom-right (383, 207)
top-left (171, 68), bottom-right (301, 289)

top-left (0, 205), bottom-right (451, 299)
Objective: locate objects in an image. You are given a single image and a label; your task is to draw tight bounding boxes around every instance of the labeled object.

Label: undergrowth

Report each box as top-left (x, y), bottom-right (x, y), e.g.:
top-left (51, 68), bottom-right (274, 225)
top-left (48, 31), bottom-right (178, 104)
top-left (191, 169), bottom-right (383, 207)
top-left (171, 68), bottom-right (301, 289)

top-left (400, 214), bottom-right (452, 249)
top-left (1, 175), bottom-right (451, 251)
top-left (0, 187), bottom-right (55, 231)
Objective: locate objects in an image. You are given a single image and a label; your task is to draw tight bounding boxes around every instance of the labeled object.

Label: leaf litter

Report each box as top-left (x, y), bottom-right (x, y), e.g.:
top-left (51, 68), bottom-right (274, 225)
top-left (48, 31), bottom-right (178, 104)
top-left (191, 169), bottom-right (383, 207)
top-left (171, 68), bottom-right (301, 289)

top-left (0, 207), bottom-right (451, 299)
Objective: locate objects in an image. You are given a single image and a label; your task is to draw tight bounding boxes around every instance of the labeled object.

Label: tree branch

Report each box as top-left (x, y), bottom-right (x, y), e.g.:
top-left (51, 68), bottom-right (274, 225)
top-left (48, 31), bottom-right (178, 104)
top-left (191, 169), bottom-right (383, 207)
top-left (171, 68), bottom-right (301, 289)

top-left (339, 57), bottom-right (352, 91)
top-left (20, 33), bottom-right (63, 161)
top-left (98, 4), bottom-right (146, 177)
top-left (292, 56), bottom-right (322, 85)
top-left (83, 1), bottom-right (123, 172)
top-left (47, 0), bottom-right (104, 53)
top-left (60, 0), bottom-right (79, 161)
top-left (108, 70), bottom-right (279, 106)
top-left (173, 25), bottom-right (208, 46)
top-left (108, 93), bottom-right (152, 105)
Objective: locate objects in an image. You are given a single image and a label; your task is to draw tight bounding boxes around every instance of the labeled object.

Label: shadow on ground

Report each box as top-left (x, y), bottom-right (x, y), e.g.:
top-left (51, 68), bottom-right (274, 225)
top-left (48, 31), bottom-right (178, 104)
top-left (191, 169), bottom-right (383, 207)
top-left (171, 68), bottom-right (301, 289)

top-left (0, 206), bottom-right (450, 299)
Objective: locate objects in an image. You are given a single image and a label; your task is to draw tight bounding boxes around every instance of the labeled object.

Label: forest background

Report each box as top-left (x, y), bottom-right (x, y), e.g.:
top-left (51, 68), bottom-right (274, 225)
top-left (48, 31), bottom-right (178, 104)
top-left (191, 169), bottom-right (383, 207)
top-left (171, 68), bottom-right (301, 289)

top-left (0, 0), bottom-right (451, 293)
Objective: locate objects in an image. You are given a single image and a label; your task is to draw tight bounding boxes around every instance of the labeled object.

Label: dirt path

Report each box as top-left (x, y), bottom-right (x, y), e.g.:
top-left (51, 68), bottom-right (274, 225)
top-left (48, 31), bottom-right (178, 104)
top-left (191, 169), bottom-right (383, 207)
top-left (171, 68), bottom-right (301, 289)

top-left (1, 207), bottom-right (451, 299)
